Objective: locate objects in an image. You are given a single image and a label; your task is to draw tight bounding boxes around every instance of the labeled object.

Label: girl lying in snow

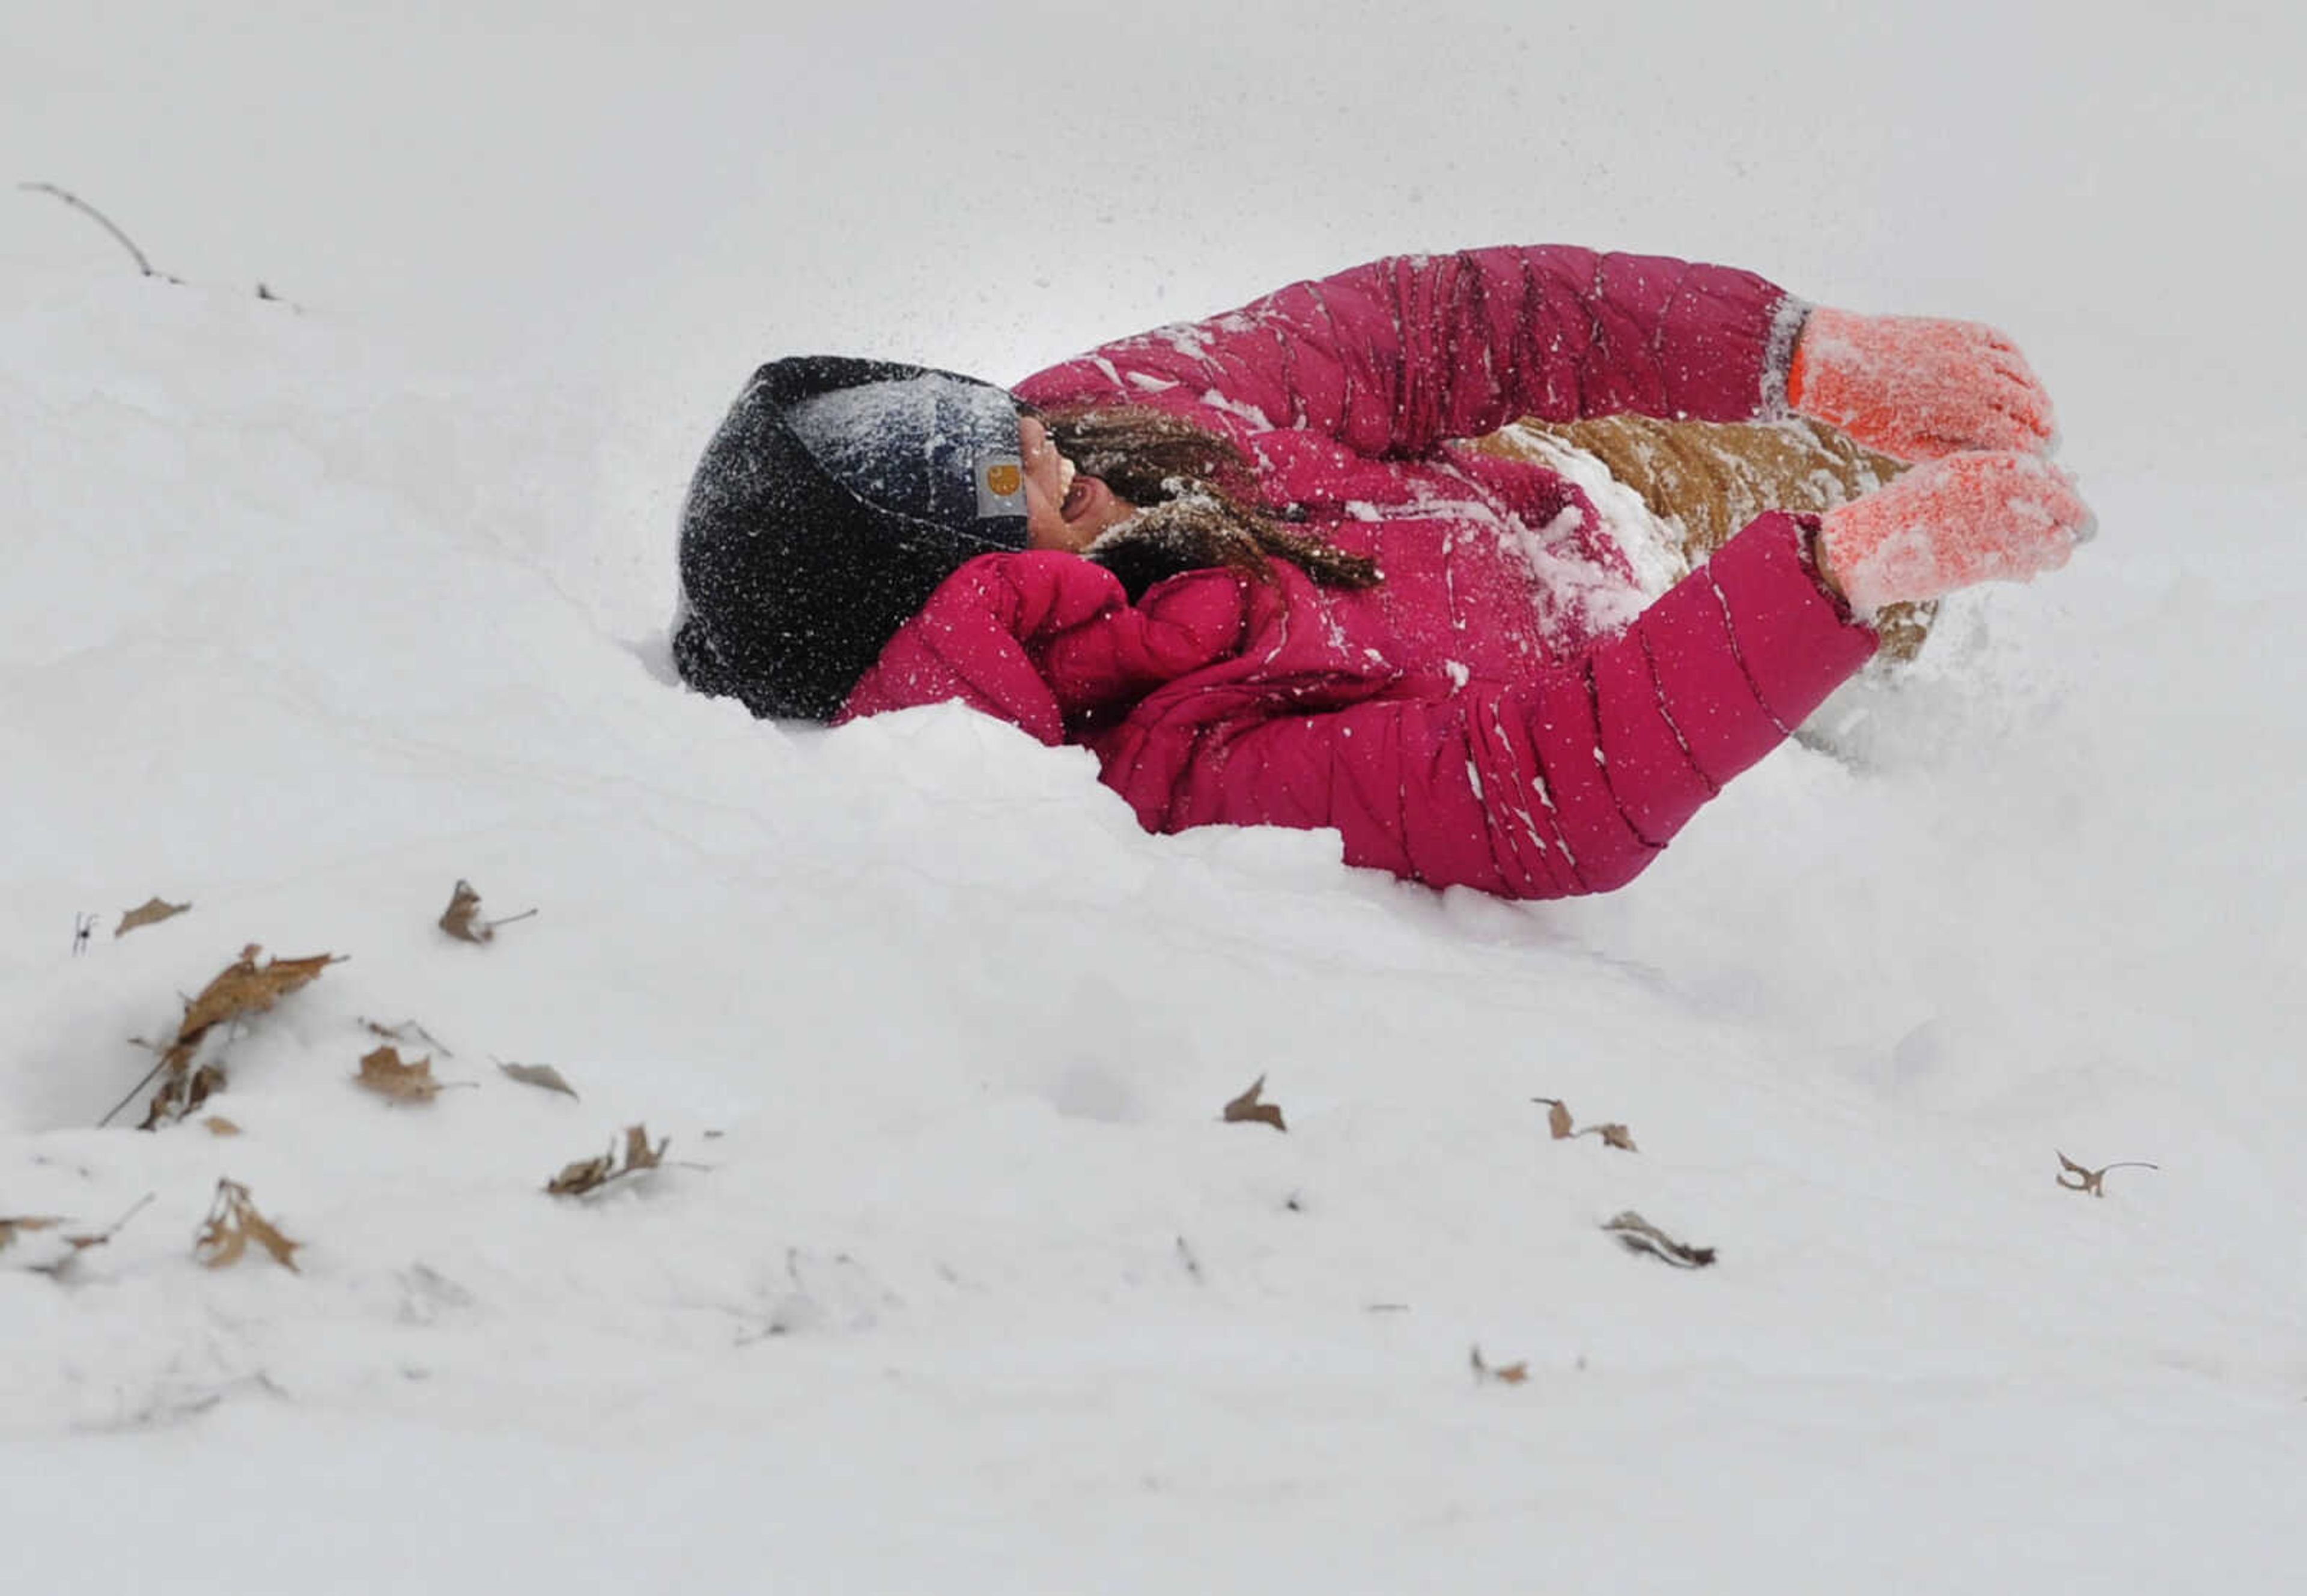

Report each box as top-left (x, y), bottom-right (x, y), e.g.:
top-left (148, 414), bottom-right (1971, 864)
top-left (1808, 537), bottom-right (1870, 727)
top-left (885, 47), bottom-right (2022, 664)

top-left (673, 246), bottom-right (2090, 900)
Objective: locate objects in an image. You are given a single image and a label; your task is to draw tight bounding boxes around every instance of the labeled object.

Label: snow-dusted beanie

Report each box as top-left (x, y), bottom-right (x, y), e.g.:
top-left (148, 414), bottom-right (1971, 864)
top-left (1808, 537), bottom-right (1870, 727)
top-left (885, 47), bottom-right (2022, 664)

top-left (674, 357), bottom-right (1032, 721)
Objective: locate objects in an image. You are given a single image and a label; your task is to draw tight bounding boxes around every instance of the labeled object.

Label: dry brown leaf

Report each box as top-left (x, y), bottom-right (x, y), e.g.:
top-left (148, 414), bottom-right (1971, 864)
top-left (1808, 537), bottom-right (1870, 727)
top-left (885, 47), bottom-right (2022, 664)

top-left (1601, 1210), bottom-right (1715, 1269)
top-left (621, 1123), bottom-right (667, 1173)
top-left (178, 947), bottom-right (339, 1039)
top-left (203, 1116), bottom-right (242, 1136)
top-left (1533, 1097), bottom-right (1638, 1152)
top-left (546, 1123), bottom-right (670, 1197)
top-left (195, 1179), bottom-right (301, 1272)
top-left (1469, 1345), bottom-right (1530, 1385)
top-left (2056, 1151), bottom-right (2159, 1198)
top-left (1222, 1074), bottom-right (1287, 1133)
top-left (496, 1059), bottom-right (579, 1100)
top-left (115, 897), bottom-right (191, 938)
top-left (439, 880), bottom-right (536, 945)
top-left (439, 879), bottom-right (490, 942)
top-left (181, 1063), bottom-right (225, 1118)
top-left (354, 1044), bottom-right (455, 1103)
top-left (546, 1151), bottom-right (615, 1195)
top-left (121, 945), bottom-right (342, 1130)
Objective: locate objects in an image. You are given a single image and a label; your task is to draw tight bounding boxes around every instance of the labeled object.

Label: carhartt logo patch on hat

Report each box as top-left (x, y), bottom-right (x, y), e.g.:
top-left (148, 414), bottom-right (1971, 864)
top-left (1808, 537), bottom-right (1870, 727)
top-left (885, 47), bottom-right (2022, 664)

top-left (977, 456), bottom-right (1027, 518)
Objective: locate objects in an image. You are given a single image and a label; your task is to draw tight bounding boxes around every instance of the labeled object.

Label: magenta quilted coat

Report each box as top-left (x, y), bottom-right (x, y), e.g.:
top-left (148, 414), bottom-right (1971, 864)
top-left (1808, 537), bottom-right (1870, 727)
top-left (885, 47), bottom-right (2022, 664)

top-left (838, 247), bottom-right (1881, 898)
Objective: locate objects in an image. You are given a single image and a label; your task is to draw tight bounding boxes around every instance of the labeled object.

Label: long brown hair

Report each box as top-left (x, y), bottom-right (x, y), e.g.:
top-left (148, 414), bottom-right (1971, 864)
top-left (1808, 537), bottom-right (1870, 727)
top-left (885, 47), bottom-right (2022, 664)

top-left (1039, 405), bottom-right (1379, 590)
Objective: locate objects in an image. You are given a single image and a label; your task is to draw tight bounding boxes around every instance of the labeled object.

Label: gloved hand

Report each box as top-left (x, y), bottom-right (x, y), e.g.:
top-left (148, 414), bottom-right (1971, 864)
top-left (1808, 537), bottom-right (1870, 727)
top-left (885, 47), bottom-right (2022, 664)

top-left (1790, 307), bottom-right (2058, 463)
top-left (1817, 449), bottom-right (2094, 612)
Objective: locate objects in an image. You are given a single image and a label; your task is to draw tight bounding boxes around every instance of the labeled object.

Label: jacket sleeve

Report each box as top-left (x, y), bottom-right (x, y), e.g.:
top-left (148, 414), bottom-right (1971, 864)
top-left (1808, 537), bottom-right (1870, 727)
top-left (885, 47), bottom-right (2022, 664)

top-left (1015, 246), bottom-right (1808, 458)
top-left (1098, 514), bottom-right (1877, 899)
top-left (835, 550), bottom-right (1256, 741)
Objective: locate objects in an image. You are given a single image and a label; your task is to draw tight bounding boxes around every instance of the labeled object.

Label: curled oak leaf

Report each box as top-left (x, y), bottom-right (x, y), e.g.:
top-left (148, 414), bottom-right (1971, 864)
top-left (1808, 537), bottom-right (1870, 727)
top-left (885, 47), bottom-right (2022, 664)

top-left (1222, 1074), bottom-right (1287, 1133)
top-left (177, 947), bottom-right (340, 1040)
top-left (439, 879), bottom-right (490, 942)
top-left (116, 897), bottom-right (191, 938)
top-left (1600, 1210), bottom-right (1715, 1269)
top-left (546, 1151), bottom-right (615, 1197)
top-left (1469, 1345), bottom-right (1530, 1385)
top-left (355, 1044), bottom-right (467, 1104)
top-left (203, 1116), bottom-right (242, 1136)
top-left (496, 1058), bottom-right (579, 1100)
top-left (439, 879), bottom-right (538, 945)
top-left (1580, 1123), bottom-right (1639, 1153)
top-left (546, 1124), bottom-right (670, 1197)
top-left (2056, 1151), bottom-right (2160, 1198)
top-left (194, 1179), bottom-right (301, 1273)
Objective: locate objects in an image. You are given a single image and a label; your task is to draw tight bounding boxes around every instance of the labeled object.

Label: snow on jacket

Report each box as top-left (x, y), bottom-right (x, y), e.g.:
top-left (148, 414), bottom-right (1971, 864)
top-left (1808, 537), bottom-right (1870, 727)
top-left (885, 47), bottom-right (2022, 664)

top-left (839, 246), bottom-right (1881, 899)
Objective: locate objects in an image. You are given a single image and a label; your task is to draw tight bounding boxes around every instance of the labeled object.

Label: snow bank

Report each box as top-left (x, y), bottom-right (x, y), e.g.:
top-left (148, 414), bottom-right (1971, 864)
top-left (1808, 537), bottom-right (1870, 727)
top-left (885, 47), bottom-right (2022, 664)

top-left (4, 256), bottom-right (2304, 1589)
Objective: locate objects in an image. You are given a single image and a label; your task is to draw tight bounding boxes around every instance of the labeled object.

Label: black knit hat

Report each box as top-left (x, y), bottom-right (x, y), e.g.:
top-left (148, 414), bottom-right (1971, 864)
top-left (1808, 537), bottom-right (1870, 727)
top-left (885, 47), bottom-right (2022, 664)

top-left (673, 357), bottom-right (1031, 720)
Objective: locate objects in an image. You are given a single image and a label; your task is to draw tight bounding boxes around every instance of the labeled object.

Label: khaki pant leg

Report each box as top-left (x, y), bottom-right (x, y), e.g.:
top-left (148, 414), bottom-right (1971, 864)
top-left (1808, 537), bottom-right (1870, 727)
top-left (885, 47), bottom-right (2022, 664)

top-left (1471, 415), bottom-right (1934, 661)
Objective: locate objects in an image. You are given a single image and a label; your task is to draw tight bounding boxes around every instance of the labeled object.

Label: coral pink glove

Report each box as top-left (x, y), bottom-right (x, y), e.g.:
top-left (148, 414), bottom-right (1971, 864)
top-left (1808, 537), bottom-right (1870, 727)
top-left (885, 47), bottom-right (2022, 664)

top-left (1817, 450), bottom-right (2094, 612)
top-left (1790, 307), bottom-right (2058, 463)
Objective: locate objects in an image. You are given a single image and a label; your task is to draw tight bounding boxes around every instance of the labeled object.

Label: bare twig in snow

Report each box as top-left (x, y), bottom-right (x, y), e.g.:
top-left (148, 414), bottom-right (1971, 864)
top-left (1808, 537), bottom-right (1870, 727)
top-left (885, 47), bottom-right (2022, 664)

top-left (18, 183), bottom-right (171, 278)
top-left (1601, 1210), bottom-right (1716, 1269)
top-left (5, 1193), bottom-right (156, 1278)
top-left (2056, 1151), bottom-right (2159, 1198)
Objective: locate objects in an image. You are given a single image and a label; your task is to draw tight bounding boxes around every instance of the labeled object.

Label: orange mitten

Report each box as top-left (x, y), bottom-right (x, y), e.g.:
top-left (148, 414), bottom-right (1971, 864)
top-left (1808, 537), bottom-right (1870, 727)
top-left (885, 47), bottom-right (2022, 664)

top-left (1790, 307), bottom-right (2057, 463)
top-left (1817, 450), bottom-right (2094, 612)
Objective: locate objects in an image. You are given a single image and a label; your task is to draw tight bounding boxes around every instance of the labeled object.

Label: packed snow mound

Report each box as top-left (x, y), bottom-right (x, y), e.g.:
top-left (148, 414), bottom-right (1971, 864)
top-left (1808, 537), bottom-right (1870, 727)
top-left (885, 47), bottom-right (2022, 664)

top-left (5, 275), bottom-right (2305, 1588)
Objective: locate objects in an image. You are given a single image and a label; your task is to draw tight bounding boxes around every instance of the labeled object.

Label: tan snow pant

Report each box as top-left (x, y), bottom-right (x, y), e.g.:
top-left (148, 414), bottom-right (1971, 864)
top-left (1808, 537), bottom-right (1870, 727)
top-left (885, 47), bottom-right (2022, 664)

top-left (1470, 414), bottom-right (1934, 661)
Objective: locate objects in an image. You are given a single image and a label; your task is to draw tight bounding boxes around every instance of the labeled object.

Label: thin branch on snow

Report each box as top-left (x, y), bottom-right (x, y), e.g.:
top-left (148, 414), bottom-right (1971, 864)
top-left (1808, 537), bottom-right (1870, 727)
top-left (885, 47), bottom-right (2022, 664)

top-left (17, 183), bottom-right (173, 279)
top-left (97, 1051), bottom-right (170, 1129)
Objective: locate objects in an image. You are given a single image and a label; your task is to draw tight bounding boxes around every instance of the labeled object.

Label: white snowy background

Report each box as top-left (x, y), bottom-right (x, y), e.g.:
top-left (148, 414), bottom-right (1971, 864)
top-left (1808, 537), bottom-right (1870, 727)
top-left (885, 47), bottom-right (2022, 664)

top-left (4, 2), bottom-right (2304, 1590)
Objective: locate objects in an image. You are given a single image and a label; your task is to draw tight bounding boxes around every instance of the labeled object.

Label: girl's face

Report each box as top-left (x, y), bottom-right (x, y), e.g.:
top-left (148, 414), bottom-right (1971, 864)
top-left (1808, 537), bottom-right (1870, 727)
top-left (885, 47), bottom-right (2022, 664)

top-left (1020, 416), bottom-right (1137, 551)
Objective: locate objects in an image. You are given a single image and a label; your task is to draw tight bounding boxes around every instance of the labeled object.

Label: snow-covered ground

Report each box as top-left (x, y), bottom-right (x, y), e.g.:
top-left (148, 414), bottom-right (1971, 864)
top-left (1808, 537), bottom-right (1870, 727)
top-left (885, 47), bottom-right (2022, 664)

top-left (5, 5), bottom-right (2305, 1591)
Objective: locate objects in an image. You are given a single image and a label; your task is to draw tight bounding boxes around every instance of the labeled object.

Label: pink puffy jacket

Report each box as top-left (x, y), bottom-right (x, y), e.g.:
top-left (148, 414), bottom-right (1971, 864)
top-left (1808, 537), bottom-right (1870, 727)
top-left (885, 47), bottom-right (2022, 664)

top-left (839, 246), bottom-right (1880, 899)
